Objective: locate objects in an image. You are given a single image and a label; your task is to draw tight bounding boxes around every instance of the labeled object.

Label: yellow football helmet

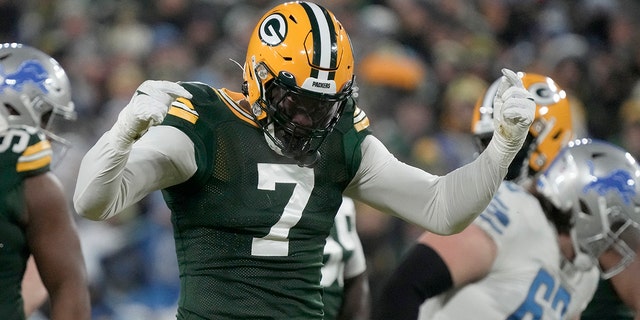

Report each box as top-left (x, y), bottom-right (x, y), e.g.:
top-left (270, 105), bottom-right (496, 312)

top-left (471, 72), bottom-right (573, 181)
top-left (243, 1), bottom-right (355, 167)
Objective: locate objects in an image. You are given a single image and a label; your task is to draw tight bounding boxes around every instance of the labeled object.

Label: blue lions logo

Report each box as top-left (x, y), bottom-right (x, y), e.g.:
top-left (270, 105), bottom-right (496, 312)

top-left (0, 60), bottom-right (50, 94)
top-left (583, 160), bottom-right (636, 204)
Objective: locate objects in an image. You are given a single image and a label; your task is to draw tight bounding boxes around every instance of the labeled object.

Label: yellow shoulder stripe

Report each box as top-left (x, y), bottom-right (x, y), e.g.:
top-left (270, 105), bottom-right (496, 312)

top-left (17, 140), bottom-right (52, 172)
top-left (169, 97), bottom-right (199, 124)
top-left (353, 107), bottom-right (370, 132)
top-left (216, 88), bottom-right (259, 128)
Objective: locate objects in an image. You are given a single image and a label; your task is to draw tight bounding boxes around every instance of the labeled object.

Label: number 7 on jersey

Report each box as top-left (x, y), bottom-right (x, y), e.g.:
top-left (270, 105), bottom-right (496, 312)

top-left (251, 163), bottom-right (315, 256)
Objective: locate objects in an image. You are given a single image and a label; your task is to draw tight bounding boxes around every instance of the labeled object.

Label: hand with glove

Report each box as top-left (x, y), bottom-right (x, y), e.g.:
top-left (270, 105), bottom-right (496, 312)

top-left (487, 68), bottom-right (535, 168)
top-left (109, 80), bottom-right (192, 152)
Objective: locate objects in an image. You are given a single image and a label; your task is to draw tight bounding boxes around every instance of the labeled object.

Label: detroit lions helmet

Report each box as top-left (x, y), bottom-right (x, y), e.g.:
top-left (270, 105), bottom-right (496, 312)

top-left (536, 139), bottom-right (640, 278)
top-left (471, 72), bottom-right (573, 181)
top-left (0, 43), bottom-right (76, 141)
top-left (0, 111), bottom-right (6, 132)
top-left (243, 1), bottom-right (355, 167)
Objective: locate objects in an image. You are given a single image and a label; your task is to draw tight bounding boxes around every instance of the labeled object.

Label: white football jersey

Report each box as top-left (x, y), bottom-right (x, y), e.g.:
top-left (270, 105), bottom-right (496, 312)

top-left (321, 197), bottom-right (367, 287)
top-left (320, 197), bottom-right (367, 318)
top-left (419, 181), bottom-right (600, 320)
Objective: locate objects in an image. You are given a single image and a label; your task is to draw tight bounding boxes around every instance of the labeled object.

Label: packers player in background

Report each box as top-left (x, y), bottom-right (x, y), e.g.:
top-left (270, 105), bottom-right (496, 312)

top-left (73, 1), bottom-right (535, 318)
top-left (321, 197), bottom-right (369, 320)
top-left (375, 73), bottom-right (640, 319)
top-left (0, 43), bottom-right (90, 320)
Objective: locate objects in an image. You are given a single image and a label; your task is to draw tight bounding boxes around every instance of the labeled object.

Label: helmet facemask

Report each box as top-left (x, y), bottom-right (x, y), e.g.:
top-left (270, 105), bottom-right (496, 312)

top-left (537, 139), bottom-right (640, 279)
top-left (573, 197), bottom-right (640, 279)
top-left (41, 103), bottom-right (77, 165)
top-left (251, 62), bottom-right (352, 167)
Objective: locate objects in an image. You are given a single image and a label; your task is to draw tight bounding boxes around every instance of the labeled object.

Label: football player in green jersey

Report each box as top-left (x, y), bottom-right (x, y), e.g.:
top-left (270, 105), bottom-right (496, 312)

top-left (74, 1), bottom-right (535, 319)
top-left (321, 197), bottom-right (369, 320)
top-left (0, 43), bottom-right (90, 320)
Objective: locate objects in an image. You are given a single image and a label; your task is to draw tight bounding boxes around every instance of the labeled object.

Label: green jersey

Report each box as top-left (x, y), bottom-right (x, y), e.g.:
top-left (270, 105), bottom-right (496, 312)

top-left (581, 279), bottom-right (634, 320)
top-left (0, 126), bottom-right (51, 320)
top-left (161, 83), bottom-right (371, 319)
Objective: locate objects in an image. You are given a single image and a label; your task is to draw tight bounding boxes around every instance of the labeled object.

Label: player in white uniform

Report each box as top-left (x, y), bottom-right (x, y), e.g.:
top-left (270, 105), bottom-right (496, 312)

top-left (375, 73), bottom-right (606, 319)
top-left (321, 197), bottom-right (369, 319)
top-left (418, 179), bottom-right (600, 319)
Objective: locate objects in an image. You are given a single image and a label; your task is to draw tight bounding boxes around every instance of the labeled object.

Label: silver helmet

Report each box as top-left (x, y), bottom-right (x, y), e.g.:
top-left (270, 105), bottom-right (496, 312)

top-left (0, 110), bottom-right (6, 132)
top-left (536, 139), bottom-right (640, 278)
top-left (0, 43), bottom-right (76, 141)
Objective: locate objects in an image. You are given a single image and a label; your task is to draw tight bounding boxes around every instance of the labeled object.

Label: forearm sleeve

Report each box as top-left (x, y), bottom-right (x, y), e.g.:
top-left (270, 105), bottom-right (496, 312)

top-left (373, 244), bottom-right (453, 320)
top-left (73, 126), bottom-right (196, 220)
top-left (345, 136), bottom-right (506, 235)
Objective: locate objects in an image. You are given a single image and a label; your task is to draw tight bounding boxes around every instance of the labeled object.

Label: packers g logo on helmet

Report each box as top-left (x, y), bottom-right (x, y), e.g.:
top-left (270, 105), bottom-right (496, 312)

top-left (471, 72), bottom-right (573, 180)
top-left (259, 13), bottom-right (287, 46)
top-left (242, 1), bottom-right (355, 167)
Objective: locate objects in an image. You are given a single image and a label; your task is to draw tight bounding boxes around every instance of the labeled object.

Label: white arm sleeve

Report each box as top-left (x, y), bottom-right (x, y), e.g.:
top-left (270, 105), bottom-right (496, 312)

top-left (344, 135), bottom-right (508, 235)
top-left (73, 126), bottom-right (197, 220)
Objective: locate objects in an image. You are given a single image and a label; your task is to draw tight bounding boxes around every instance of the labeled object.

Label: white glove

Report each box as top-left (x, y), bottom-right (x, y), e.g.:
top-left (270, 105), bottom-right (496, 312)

top-left (109, 80), bottom-right (192, 152)
top-left (489, 68), bottom-right (535, 168)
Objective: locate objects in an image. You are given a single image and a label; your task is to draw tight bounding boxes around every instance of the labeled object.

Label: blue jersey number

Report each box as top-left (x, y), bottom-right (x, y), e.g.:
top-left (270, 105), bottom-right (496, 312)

top-left (508, 268), bottom-right (571, 320)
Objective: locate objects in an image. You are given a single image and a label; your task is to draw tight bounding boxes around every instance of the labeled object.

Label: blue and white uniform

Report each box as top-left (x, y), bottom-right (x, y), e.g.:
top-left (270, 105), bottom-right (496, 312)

top-left (419, 181), bottom-right (599, 320)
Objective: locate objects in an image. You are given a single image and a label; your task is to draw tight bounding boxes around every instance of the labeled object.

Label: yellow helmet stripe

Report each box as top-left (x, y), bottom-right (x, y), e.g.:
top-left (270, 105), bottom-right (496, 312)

top-left (17, 140), bottom-right (52, 172)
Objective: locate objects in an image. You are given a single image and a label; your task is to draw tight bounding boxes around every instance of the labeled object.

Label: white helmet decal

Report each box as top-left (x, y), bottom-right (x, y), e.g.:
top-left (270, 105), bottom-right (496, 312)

top-left (259, 13), bottom-right (287, 46)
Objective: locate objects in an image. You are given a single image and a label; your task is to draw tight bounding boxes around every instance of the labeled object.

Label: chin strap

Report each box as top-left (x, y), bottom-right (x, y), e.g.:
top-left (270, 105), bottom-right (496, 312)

top-left (295, 151), bottom-right (320, 168)
top-left (263, 130), bottom-right (320, 168)
top-left (263, 125), bottom-right (283, 156)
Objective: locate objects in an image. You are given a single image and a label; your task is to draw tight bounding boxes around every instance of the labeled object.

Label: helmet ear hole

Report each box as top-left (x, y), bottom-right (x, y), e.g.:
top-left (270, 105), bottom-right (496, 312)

top-left (242, 82), bottom-right (249, 96)
top-left (3, 103), bottom-right (20, 116)
top-left (579, 200), bottom-right (592, 216)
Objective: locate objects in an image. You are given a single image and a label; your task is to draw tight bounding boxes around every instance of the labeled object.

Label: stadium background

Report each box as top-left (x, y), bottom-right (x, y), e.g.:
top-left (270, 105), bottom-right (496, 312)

top-left (2, 0), bottom-right (640, 319)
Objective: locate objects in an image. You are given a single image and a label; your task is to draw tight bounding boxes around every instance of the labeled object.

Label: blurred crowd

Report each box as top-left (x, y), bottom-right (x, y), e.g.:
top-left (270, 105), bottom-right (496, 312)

top-left (3, 0), bottom-right (640, 319)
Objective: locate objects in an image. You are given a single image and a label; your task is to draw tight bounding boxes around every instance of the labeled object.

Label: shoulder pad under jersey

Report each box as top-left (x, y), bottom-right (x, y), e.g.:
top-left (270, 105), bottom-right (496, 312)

top-left (0, 126), bottom-right (51, 176)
